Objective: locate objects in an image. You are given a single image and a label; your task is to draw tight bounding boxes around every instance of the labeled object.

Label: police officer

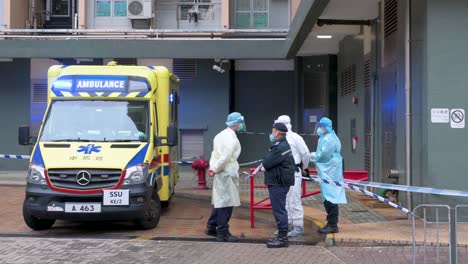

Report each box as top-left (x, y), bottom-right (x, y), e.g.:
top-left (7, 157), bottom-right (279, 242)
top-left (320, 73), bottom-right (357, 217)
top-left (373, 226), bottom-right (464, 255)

top-left (262, 122), bottom-right (295, 248)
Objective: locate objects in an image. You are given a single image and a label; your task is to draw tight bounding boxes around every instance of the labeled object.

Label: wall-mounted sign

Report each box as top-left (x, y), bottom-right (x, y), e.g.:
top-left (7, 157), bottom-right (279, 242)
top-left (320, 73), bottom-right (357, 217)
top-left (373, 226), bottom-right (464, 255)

top-left (450, 109), bottom-right (465, 128)
top-left (431, 108), bottom-right (449, 123)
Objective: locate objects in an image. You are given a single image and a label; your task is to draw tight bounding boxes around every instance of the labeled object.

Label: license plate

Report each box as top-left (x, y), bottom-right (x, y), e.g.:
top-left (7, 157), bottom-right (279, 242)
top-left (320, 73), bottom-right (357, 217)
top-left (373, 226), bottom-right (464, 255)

top-left (65, 203), bottom-right (101, 213)
top-left (103, 190), bottom-right (129, 206)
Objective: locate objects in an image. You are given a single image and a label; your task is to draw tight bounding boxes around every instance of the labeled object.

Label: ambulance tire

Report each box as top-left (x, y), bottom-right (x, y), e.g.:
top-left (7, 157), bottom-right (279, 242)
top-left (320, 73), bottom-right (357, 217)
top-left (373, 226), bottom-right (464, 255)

top-left (135, 189), bottom-right (161, 230)
top-left (23, 201), bottom-right (55, 230)
top-left (161, 200), bottom-right (170, 208)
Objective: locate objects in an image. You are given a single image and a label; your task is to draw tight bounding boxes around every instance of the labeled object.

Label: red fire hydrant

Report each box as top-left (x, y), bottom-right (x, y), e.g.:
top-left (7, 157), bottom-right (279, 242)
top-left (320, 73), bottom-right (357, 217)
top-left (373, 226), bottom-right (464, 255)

top-left (191, 157), bottom-right (209, 189)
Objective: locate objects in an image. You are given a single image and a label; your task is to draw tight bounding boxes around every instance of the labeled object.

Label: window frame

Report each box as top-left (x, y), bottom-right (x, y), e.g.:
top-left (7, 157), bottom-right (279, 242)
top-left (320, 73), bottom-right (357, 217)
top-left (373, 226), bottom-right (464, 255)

top-left (235, 0), bottom-right (269, 28)
top-left (96, 0), bottom-right (128, 18)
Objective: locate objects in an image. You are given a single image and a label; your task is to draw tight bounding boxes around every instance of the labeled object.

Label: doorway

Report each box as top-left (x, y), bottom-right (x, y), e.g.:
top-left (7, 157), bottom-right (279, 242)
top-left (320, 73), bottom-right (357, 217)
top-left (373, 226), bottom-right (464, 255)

top-left (45, 0), bottom-right (76, 29)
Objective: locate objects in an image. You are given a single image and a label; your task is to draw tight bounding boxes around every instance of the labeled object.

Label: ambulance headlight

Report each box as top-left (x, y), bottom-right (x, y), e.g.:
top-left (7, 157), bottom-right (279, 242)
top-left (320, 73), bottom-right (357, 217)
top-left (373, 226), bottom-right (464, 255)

top-left (27, 164), bottom-right (46, 185)
top-left (124, 163), bottom-right (149, 185)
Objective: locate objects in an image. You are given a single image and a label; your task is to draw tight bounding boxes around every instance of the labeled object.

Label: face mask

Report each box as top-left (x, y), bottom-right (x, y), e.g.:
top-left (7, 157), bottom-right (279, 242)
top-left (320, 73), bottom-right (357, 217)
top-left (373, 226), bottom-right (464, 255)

top-left (269, 133), bottom-right (276, 143)
top-left (317, 128), bottom-right (325, 137)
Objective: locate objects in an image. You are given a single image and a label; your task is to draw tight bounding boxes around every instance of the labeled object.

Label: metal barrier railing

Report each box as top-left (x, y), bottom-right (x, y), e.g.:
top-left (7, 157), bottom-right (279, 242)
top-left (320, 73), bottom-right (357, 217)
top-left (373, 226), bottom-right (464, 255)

top-left (248, 167), bottom-right (368, 228)
top-left (455, 205), bottom-right (468, 263)
top-left (412, 204), bottom-right (455, 264)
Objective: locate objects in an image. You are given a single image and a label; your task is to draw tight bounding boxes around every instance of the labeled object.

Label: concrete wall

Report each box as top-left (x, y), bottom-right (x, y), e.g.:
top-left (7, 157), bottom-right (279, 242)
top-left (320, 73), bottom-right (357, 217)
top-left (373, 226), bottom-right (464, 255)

top-left (0, 0), bottom-right (4, 30)
top-left (411, 0), bottom-right (468, 206)
top-left (234, 60), bottom-right (295, 163)
top-left (178, 59), bottom-right (230, 160)
top-left (5, 0), bottom-right (29, 29)
top-left (337, 36), bottom-right (365, 170)
top-left (0, 59), bottom-right (31, 170)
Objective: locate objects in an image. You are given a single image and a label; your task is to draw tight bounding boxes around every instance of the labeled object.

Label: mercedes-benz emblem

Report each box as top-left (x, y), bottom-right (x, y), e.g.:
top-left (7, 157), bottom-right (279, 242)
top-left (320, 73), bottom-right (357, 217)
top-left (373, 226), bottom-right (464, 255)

top-left (76, 171), bottom-right (92, 186)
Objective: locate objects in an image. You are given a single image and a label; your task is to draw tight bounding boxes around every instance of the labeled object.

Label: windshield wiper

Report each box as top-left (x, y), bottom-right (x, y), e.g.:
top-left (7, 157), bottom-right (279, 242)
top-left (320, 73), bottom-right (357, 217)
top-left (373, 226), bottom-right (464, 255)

top-left (104, 139), bottom-right (144, 142)
top-left (48, 138), bottom-right (92, 142)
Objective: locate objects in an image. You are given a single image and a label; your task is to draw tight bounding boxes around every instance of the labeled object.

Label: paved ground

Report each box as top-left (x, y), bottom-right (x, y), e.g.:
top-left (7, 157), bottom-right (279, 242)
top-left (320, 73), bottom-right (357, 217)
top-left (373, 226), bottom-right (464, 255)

top-left (0, 236), bottom-right (467, 264)
top-left (2, 170), bottom-right (468, 263)
top-left (0, 186), bottom-right (323, 243)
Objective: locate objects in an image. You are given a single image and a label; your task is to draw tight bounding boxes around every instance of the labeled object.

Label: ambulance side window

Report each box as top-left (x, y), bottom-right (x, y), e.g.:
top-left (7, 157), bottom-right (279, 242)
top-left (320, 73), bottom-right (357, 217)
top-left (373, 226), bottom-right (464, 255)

top-left (169, 91), bottom-right (178, 125)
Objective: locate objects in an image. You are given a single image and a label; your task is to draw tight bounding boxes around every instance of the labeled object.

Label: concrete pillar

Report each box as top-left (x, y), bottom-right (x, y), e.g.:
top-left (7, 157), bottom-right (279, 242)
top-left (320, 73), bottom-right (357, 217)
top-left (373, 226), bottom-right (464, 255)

top-left (78, 0), bottom-right (86, 29)
top-left (221, 0), bottom-right (229, 29)
top-left (290, 0), bottom-right (300, 21)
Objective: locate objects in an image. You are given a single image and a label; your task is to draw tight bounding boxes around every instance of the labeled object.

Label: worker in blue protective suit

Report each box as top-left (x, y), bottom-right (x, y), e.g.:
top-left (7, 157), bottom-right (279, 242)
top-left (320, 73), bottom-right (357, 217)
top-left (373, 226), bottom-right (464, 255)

top-left (205, 112), bottom-right (246, 242)
top-left (311, 117), bottom-right (347, 234)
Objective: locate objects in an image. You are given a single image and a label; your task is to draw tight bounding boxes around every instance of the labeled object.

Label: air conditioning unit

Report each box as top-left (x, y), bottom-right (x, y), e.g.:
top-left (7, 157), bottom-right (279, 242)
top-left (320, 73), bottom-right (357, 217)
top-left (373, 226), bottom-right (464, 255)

top-left (127, 0), bottom-right (153, 19)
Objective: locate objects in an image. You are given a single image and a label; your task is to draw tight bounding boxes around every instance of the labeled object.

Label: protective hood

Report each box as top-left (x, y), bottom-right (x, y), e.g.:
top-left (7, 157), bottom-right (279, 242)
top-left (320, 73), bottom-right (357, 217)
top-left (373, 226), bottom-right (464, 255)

top-left (317, 117), bottom-right (334, 133)
top-left (274, 115), bottom-right (292, 132)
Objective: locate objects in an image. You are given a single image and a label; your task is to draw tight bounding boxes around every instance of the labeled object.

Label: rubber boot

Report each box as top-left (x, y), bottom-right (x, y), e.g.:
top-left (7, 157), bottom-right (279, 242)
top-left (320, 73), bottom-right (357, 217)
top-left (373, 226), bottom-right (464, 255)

top-left (266, 230), bottom-right (289, 248)
top-left (287, 225), bottom-right (304, 237)
top-left (204, 225), bottom-right (217, 237)
top-left (216, 230), bottom-right (239, 242)
top-left (318, 223), bottom-right (339, 234)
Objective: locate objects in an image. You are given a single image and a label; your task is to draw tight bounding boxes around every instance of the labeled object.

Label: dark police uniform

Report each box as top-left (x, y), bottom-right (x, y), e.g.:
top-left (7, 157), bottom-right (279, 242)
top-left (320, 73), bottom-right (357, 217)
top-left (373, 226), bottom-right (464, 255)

top-left (263, 134), bottom-right (295, 247)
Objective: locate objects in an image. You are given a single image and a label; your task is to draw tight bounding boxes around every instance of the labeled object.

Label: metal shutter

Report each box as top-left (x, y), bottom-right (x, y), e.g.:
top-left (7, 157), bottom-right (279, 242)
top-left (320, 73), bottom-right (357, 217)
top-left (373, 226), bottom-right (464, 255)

top-left (181, 129), bottom-right (204, 160)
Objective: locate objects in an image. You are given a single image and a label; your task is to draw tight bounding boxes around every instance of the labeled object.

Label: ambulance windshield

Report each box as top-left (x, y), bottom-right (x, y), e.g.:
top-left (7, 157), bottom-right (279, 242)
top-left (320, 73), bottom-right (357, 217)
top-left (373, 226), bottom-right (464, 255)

top-left (40, 100), bottom-right (149, 142)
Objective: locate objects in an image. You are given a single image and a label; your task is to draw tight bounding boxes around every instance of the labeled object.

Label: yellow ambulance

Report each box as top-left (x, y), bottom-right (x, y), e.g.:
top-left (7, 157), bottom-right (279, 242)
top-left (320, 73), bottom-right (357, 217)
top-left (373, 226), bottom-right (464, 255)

top-left (19, 62), bottom-right (179, 230)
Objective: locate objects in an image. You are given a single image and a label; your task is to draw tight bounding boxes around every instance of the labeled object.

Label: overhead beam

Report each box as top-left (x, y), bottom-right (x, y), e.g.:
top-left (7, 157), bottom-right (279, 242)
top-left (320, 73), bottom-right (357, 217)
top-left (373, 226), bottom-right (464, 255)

top-left (0, 39), bottom-right (285, 59)
top-left (284, 0), bottom-right (330, 59)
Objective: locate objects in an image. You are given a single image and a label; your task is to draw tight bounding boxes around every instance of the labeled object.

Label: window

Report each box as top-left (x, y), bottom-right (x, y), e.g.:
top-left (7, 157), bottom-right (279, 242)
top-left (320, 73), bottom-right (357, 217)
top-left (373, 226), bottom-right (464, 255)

top-left (40, 101), bottom-right (149, 142)
top-left (96, 0), bottom-right (128, 17)
top-left (179, 0), bottom-right (213, 21)
top-left (235, 0), bottom-right (269, 28)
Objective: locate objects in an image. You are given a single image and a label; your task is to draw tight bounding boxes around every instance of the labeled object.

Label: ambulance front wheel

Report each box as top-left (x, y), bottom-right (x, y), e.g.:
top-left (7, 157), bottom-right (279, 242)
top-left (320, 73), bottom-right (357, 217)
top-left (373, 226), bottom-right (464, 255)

top-left (23, 201), bottom-right (55, 230)
top-left (135, 189), bottom-right (161, 230)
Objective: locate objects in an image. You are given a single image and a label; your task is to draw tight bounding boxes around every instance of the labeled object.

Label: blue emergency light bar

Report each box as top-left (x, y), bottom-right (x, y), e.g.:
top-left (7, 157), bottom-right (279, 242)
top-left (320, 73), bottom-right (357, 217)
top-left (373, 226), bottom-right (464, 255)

top-left (52, 75), bottom-right (150, 93)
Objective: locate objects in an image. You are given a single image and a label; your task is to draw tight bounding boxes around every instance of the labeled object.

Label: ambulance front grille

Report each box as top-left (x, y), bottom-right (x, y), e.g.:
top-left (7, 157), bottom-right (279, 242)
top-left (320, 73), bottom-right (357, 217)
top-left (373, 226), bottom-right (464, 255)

top-left (47, 169), bottom-right (122, 190)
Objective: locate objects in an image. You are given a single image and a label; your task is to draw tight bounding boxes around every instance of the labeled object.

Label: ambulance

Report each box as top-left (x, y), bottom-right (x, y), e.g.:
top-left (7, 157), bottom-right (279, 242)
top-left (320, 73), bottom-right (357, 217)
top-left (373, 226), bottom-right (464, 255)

top-left (19, 62), bottom-right (179, 230)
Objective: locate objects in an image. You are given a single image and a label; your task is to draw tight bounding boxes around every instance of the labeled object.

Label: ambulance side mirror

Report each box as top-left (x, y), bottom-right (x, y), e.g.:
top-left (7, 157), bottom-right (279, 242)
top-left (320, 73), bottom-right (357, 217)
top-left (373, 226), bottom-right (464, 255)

top-left (18, 126), bottom-right (31, 145)
top-left (167, 126), bottom-right (178, 147)
top-left (154, 126), bottom-right (178, 147)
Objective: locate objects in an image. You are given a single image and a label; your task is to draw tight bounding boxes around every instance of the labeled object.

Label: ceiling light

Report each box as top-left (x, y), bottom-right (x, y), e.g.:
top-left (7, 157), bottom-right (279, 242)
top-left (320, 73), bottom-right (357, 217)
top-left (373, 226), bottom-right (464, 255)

top-left (316, 35), bottom-right (333, 39)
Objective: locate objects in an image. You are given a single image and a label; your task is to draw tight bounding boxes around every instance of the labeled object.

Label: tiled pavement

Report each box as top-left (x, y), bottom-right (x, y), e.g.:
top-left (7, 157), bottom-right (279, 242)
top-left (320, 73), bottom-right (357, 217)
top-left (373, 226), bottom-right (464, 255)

top-left (1, 236), bottom-right (467, 264)
top-left (178, 168), bottom-right (387, 224)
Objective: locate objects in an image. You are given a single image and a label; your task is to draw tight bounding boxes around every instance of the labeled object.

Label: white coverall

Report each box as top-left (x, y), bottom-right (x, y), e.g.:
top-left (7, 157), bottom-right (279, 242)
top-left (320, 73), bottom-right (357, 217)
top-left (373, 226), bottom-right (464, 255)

top-left (209, 128), bottom-right (242, 208)
top-left (285, 129), bottom-right (311, 231)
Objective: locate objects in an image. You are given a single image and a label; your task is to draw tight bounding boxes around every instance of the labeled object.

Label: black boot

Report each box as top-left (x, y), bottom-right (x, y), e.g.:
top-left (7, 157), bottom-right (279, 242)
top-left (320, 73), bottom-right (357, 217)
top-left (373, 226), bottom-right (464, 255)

top-left (318, 223), bottom-right (339, 234)
top-left (204, 225), bottom-right (217, 237)
top-left (216, 231), bottom-right (239, 242)
top-left (266, 230), bottom-right (289, 248)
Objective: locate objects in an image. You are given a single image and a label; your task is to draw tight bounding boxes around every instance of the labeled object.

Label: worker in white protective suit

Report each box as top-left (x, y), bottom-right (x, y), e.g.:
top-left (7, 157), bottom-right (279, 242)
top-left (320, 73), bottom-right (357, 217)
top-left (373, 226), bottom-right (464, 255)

top-left (274, 115), bottom-right (311, 237)
top-left (204, 112), bottom-right (246, 242)
top-left (311, 117), bottom-right (347, 234)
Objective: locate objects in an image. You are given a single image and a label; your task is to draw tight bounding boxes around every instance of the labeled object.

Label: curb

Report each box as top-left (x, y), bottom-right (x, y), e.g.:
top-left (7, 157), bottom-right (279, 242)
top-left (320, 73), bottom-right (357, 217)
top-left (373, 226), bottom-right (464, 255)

top-left (0, 181), bottom-right (26, 187)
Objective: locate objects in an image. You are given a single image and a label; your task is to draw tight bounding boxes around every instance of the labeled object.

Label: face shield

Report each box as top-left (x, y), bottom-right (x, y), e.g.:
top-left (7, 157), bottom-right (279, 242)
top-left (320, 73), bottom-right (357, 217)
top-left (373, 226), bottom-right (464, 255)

top-left (226, 114), bottom-right (246, 132)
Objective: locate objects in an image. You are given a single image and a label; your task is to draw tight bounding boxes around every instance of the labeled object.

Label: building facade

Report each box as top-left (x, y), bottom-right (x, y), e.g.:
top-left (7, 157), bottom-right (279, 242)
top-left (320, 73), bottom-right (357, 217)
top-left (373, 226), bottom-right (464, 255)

top-left (1, 0), bottom-right (468, 210)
